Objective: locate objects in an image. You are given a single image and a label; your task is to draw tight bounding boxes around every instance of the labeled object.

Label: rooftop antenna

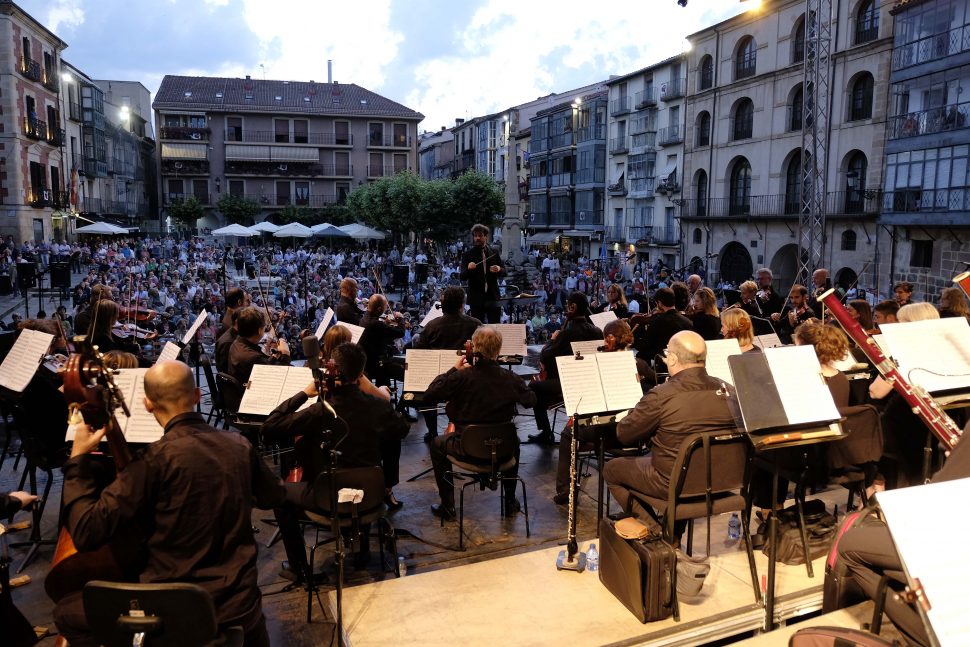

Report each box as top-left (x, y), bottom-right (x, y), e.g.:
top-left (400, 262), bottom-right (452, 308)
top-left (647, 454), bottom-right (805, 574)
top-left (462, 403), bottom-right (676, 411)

top-left (328, 60), bottom-right (333, 84)
top-left (259, 63), bottom-right (265, 80)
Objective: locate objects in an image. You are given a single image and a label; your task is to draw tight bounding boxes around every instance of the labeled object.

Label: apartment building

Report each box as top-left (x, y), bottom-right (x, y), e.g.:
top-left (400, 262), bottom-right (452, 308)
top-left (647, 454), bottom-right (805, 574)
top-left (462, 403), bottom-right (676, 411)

top-left (681, 0), bottom-right (893, 292)
top-left (879, 0), bottom-right (970, 301)
top-left (152, 75), bottom-right (423, 231)
top-left (605, 54), bottom-right (687, 270)
top-left (418, 127), bottom-right (454, 180)
top-left (0, 0), bottom-right (67, 243)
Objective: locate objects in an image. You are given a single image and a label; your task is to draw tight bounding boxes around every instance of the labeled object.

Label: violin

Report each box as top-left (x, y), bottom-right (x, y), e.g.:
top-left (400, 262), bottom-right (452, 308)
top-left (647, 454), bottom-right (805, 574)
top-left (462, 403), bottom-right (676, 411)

top-left (112, 322), bottom-right (158, 341)
top-left (118, 305), bottom-right (156, 323)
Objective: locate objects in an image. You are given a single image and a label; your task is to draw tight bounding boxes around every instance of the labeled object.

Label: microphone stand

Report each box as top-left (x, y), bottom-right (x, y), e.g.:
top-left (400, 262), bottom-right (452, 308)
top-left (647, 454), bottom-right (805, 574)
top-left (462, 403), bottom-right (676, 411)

top-left (319, 394), bottom-right (350, 647)
top-left (302, 259), bottom-right (311, 329)
top-left (222, 246), bottom-right (230, 303)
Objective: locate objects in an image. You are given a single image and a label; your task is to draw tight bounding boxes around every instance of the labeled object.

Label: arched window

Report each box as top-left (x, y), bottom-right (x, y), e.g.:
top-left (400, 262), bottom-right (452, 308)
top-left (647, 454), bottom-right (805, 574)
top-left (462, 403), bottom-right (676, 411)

top-left (693, 227), bottom-right (703, 244)
top-left (695, 169), bottom-right (708, 217)
top-left (841, 230), bottom-right (857, 251)
top-left (735, 36), bottom-right (756, 80)
top-left (729, 159), bottom-right (752, 215)
top-left (855, 0), bottom-right (879, 45)
top-left (699, 55), bottom-right (714, 90)
top-left (784, 151), bottom-right (802, 214)
top-left (792, 16), bottom-right (805, 63)
top-left (733, 98), bottom-right (754, 140)
top-left (845, 151), bottom-right (868, 213)
top-left (790, 85), bottom-right (803, 131)
top-left (697, 111), bottom-right (711, 146)
top-left (849, 73), bottom-right (874, 121)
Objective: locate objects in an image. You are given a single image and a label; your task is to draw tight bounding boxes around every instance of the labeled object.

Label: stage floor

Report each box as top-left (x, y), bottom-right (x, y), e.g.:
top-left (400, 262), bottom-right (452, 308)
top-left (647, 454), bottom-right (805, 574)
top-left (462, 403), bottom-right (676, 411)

top-left (327, 537), bottom-right (844, 646)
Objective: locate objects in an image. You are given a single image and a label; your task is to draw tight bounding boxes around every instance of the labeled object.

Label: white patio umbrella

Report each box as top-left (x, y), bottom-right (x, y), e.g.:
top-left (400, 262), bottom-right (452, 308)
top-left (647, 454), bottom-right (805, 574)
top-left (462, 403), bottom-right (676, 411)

top-left (312, 224), bottom-right (351, 238)
top-left (338, 223), bottom-right (386, 240)
top-left (75, 221), bottom-right (129, 235)
top-left (273, 222), bottom-right (314, 238)
top-left (212, 223), bottom-right (258, 237)
top-left (250, 220), bottom-right (281, 233)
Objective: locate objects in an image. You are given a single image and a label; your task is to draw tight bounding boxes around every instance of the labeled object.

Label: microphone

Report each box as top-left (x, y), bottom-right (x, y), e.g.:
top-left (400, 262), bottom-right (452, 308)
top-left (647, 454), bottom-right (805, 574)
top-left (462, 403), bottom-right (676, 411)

top-left (302, 334), bottom-right (324, 400)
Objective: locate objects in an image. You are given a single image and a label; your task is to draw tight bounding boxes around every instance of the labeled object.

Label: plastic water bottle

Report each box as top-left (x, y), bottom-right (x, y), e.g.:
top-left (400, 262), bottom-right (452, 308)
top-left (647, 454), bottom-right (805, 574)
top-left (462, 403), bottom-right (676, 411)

top-left (727, 513), bottom-right (741, 540)
top-left (587, 543), bottom-right (599, 572)
top-left (397, 556), bottom-right (407, 577)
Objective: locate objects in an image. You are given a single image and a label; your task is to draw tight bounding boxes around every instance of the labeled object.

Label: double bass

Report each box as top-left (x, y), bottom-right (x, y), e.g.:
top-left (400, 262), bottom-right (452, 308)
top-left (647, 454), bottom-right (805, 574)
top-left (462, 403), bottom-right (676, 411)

top-left (45, 338), bottom-right (143, 603)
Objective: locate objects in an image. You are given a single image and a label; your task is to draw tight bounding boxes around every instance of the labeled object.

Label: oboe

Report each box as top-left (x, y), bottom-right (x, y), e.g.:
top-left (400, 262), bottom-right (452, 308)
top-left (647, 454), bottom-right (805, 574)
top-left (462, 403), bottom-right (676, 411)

top-left (820, 288), bottom-right (962, 451)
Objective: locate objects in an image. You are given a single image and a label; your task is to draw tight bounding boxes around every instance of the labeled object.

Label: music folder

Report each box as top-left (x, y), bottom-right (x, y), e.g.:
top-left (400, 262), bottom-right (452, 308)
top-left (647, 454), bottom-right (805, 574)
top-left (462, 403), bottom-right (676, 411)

top-left (727, 345), bottom-right (844, 449)
top-left (555, 351), bottom-right (642, 419)
top-left (403, 349), bottom-right (462, 394)
top-left (237, 364), bottom-right (315, 416)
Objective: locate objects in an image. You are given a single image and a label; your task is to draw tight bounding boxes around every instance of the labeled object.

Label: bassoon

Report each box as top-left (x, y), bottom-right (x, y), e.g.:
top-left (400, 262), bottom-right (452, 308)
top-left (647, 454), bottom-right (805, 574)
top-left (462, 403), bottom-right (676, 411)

top-left (952, 271), bottom-right (970, 304)
top-left (820, 288), bottom-right (962, 451)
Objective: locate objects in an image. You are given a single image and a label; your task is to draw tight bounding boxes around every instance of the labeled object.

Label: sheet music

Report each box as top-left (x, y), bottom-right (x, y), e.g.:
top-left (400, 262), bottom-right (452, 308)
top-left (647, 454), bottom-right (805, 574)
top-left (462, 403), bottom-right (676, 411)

top-left (237, 364), bottom-right (287, 415)
top-left (314, 308), bottom-right (335, 339)
top-left (491, 323), bottom-right (527, 357)
top-left (280, 366), bottom-right (314, 412)
top-left (556, 354), bottom-right (608, 415)
top-left (0, 328), bottom-right (53, 392)
top-left (340, 323), bottom-right (365, 345)
top-left (764, 345), bottom-right (840, 425)
top-left (156, 342), bottom-right (182, 364)
top-left (570, 340), bottom-right (603, 356)
top-left (420, 302), bottom-right (444, 327)
top-left (597, 352), bottom-right (643, 411)
top-left (755, 333), bottom-right (784, 349)
top-left (404, 349), bottom-right (452, 392)
top-left (831, 352), bottom-right (864, 373)
top-left (879, 318), bottom-right (970, 394)
top-left (878, 478), bottom-right (970, 646)
top-left (705, 338), bottom-right (742, 385)
top-left (871, 333), bottom-right (892, 357)
top-left (116, 368), bottom-right (165, 443)
top-left (181, 309), bottom-right (208, 344)
top-left (589, 310), bottom-right (618, 330)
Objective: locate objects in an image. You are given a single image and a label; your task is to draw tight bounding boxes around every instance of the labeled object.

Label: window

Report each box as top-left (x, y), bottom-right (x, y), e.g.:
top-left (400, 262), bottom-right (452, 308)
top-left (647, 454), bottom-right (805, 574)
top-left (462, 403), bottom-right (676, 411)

top-left (733, 98), bottom-right (754, 140)
top-left (276, 181), bottom-right (290, 206)
top-left (192, 180), bottom-right (208, 203)
top-left (849, 73), bottom-right (874, 120)
top-left (393, 123), bottom-right (408, 147)
top-left (336, 182), bottom-right (351, 204)
top-left (167, 178), bottom-right (184, 200)
top-left (369, 152), bottom-right (384, 176)
top-left (790, 85), bottom-right (803, 131)
top-left (845, 151), bottom-right (868, 213)
top-left (699, 55), bottom-right (714, 90)
top-left (695, 169), bottom-right (708, 217)
top-left (334, 121), bottom-right (350, 145)
top-left (729, 158), bottom-right (752, 215)
top-left (855, 0), bottom-right (879, 45)
top-left (294, 181), bottom-right (310, 206)
top-left (369, 122), bottom-right (384, 146)
top-left (785, 151), bottom-right (802, 214)
top-left (693, 227), bottom-right (703, 244)
top-left (841, 230), bottom-right (857, 251)
top-left (911, 239), bottom-right (933, 268)
top-left (735, 36), bottom-right (756, 80)
top-left (228, 180), bottom-right (244, 197)
top-left (334, 151), bottom-right (350, 175)
top-left (274, 119), bottom-right (289, 143)
top-left (293, 119), bottom-right (308, 144)
top-left (393, 153), bottom-right (408, 173)
top-left (697, 111), bottom-right (711, 146)
top-left (226, 117), bottom-right (242, 142)
top-left (792, 17), bottom-right (805, 64)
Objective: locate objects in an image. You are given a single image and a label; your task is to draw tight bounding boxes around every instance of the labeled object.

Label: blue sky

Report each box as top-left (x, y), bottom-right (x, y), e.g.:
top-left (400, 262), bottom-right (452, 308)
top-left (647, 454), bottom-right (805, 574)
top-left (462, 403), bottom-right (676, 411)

top-left (22, 0), bottom-right (748, 131)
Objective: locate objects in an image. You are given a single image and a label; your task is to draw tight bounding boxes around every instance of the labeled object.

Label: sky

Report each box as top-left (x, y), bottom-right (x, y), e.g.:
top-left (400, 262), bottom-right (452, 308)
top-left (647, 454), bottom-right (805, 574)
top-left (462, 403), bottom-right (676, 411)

top-left (21, 0), bottom-right (750, 132)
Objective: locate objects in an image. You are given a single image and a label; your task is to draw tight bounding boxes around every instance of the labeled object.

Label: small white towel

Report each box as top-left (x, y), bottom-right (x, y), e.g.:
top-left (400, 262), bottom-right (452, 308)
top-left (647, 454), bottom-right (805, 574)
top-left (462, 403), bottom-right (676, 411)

top-left (337, 488), bottom-right (364, 504)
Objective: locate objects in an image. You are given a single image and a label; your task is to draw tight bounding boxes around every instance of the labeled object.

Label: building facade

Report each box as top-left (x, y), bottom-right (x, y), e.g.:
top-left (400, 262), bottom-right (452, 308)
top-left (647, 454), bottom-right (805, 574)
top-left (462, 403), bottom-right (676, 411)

top-left (681, 0), bottom-right (893, 293)
top-left (880, 0), bottom-right (970, 301)
top-left (417, 127), bottom-right (454, 180)
top-left (152, 75), bottom-right (423, 231)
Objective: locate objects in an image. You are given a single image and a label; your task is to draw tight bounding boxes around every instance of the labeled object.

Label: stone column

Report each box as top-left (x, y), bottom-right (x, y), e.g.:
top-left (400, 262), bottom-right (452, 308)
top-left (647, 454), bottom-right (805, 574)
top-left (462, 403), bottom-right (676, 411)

top-left (500, 109), bottom-right (524, 266)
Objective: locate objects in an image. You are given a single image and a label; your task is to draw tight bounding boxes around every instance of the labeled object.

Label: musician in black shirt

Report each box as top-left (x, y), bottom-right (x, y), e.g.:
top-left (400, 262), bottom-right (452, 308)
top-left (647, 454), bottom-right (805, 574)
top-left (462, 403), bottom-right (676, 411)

top-left (227, 307), bottom-right (291, 383)
top-left (459, 223), bottom-right (504, 323)
top-left (335, 277), bottom-right (364, 326)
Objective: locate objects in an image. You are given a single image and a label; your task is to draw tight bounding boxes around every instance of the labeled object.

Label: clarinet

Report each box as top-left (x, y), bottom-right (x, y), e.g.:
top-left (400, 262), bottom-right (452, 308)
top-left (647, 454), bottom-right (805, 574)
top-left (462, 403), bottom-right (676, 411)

top-left (820, 289), bottom-right (962, 451)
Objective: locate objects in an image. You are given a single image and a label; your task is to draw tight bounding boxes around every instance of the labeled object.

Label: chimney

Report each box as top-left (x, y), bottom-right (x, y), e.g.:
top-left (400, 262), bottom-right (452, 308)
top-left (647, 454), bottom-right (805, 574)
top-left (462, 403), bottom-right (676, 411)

top-left (455, 118), bottom-right (464, 126)
top-left (245, 75), bottom-right (251, 80)
top-left (328, 60), bottom-right (332, 84)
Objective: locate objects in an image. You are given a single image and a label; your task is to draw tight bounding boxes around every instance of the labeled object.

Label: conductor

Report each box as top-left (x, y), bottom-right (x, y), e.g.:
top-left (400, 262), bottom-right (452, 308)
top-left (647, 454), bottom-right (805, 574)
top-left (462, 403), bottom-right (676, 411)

top-left (460, 223), bottom-right (505, 323)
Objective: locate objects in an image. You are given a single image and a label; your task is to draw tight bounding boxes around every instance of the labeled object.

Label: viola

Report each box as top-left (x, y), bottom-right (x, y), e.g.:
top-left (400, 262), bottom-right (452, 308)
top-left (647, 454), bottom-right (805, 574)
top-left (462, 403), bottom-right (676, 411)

top-left (112, 322), bottom-right (158, 341)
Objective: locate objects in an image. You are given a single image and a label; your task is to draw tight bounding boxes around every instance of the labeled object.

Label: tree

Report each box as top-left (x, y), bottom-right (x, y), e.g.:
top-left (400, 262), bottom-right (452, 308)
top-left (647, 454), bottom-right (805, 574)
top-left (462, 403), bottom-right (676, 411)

top-left (216, 194), bottom-right (261, 226)
top-left (452, 170), bottom-right (504, 231)
top-left (167, 197), bottom-right (205, 230)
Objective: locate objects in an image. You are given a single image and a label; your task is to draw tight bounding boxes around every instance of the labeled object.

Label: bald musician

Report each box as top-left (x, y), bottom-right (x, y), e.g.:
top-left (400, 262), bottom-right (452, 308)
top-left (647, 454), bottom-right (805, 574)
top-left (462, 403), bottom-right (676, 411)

top-left (335, 277), bottom-right (364, 326)
top-left (55, 361), bottom-right (285, 647)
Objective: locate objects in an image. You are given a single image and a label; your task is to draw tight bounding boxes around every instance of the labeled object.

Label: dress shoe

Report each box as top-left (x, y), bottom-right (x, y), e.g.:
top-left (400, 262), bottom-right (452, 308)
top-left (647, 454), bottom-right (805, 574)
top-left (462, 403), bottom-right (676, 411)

top-left (504, 498), bottom-right (522, 516)
top-left (552, 492), bottom-right (569, 506)
top-left (431, 503), bottom-right (457, 522)
top-left (527, 431), bottom-right (556, 445)
top-left (384, 492), bottom-right (404, 511)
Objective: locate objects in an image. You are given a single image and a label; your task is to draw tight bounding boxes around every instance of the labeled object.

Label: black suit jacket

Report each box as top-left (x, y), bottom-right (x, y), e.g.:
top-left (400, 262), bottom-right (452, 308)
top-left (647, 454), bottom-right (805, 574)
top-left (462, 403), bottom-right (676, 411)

top-left (460, 245), bottom-right (504, 308)
top-left (538, 318), bottom-right (604, 381)
top-left (414, 311), bottom-right (482, 350)
top-left (635, 309), bottom-right (693, 366)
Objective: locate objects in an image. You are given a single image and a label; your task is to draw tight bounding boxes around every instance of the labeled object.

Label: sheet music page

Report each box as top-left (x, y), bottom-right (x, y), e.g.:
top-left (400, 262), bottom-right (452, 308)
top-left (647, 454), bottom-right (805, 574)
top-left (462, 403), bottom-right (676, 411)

top-left (404, 349), bottom-right (448, 393)
top-left (181, 309), bottom-right (208, 344)
top-left (755, 333), bottom-right (784, 349)
top-left (314, 308), bottom-right (335, 339)
top-left (589, 310), bottom-right (618, 330)
top-left (556, 354), bottom-right (608, 415)
top-left (492, 323), bottom-right (527, 356)
top-left (764, 345), bottom-right (840, 425)
top-left (116, 368), bottom-right (165, 443)
top-left (877, 478), bottom-right (970, 646)
top-left (570, 340), bottom-right (603, 356)
top-left (340, 323), bottom-right (365, 345)
top-left (0, 328), bottom-right (54, 392)
top-left (237, 364), bottom-right (287, 415)
top-left (831, 352), bottom-right (860, 373)
top-left (705, 338), bottom-right (742, 385)
top-left (155, 342), bottom-right (182, 364)
top-left (879, 318), bottom-right (970, 393)
top-left (598, 352), bottom-right (644, 411)
top-left (420, 302), bottom-right (444, 327)
top-left (280, 366), bottom-right (315, 412)
top-left (871, 333), bottom-right (892, 357)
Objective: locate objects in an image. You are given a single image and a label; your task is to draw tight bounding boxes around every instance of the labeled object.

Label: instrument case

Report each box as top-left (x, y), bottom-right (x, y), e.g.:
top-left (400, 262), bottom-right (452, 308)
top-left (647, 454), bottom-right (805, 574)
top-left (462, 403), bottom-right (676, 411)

top-left (598, 517), bottom-right (676, 623)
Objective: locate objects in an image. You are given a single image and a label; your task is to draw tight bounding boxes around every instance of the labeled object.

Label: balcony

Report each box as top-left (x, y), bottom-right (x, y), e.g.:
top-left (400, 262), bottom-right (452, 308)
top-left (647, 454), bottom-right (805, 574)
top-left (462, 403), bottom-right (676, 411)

top-left (607, 182), bottom-right (628, 196)
top-left (224, 160), bottom-right (323, 176)
top-left (550, 172), bottom-right (574, 188)
top-left (574, 209), bottom-right (603, 227)
top-left (609, 136), bottom-right (629, 155)
top-left (529, 138), bottom-right (548, 154)
top-left (879, 187), bottom-right (970, 224)
top-left (225, 130), bottom-right (354, 145)
top-left (575, 168), bottom-right (605, 184)
top-left (635, 88), bottom-right (656, 109)
top-left (550, 132), bottom-right (573, 149)
top-left (658, 125), bottom-right (683, 146)
top-left (891, 25), bottom-right (970, 71)
top-left (527, 211), bottom-right (549, 227)
top-left (367, 134), bottom-right (411, 148)
top-left (367, 164), bottom-right (399, 178)
top-left (47, 127), bottom-right (65, 147)
top-left (631, 132), bottom-right (656, 152)
top-left (27, 186), bottom-right (51, 207)
top-left (25, 117), bottom-right (47, 140)
top-left (529, 176), bottom-right (550, 191)
top-left (163, 193), bottom-right (210, 206)
top-left (550, 210), bottom-right (572, 226)
top-left (630, 177), bottom-right (656, 194)
top-left (630, 226), bottom-right (678, 245)
top-left (83, 157), bottom-right (108, 178)
top-left (319, 163), bottom-right (354, 176)
top-left (577, 124), bottom-right (606, 142)
top-left (161, 159), bottom-right (210, 175)
top-left (677, 191), bottom-right (881, 220)
top-left (604, 225), bottom-right (626, 241)
top-left (610, 97), bottom-right (632, 116)
top-left (630, 116), bottom-right (657, 134)
top-left (889, 102), bottom-right (970, 140)
top-left (661, 78), bottom-right (686, 101)
top-left (19, 56), bottom-right (41, 82)
top-left (160, 126), bottom-right (210, 141)
top-left (69, 102), bottom-right (82, 122)
top-left (267, 194), bottom-right (342, 208)
top-left (42, 68), bottom-right (59, 93)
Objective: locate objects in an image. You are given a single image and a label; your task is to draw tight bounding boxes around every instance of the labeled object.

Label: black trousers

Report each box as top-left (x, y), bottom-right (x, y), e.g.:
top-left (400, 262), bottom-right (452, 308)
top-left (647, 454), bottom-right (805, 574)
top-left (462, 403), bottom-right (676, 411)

top-left (528, 378), bottom-right (562, 436)
top-left (468, 300), bottom-right (501, 324)
top-left (603, 455), bottom-right (666, 533)
top-left (555, 424), bottom-right (620, 495)
top-left (430, 432), bottom-right (519, 507)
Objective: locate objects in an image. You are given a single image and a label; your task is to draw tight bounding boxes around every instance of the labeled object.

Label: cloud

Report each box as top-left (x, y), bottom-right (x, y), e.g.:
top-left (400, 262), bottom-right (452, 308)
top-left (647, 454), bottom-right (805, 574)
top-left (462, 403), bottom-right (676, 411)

top-left (45, 0), bottom-right (85, 33)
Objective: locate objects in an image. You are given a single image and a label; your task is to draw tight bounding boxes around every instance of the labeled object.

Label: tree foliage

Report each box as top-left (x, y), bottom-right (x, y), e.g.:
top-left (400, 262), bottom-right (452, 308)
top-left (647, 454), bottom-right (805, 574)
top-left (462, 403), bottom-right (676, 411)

top-left (167, 197), bottom-right (205, 228)
top-left (216, 194), bottom-right (261, 226)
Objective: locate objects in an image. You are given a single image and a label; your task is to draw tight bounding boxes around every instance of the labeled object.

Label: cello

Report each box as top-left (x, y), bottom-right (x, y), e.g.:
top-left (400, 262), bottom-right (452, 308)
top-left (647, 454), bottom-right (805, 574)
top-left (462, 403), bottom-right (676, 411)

top-left (45, 338), bottom-right (143, 602)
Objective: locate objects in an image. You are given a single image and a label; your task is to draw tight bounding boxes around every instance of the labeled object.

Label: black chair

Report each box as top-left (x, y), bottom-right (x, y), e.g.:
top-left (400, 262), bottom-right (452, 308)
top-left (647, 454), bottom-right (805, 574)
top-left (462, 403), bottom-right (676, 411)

top-left (215, 372), bottom-right (244, 419)
top-left (198, 354), bottom-right (225, 427)
top-left (443, 422), bottom-right (530, 550)
top-left (303, 466), bottom-right (397, 622)
top-left (82, 580), bottom-right (243, 647)
top-left (628, 431), bottom-right (761, 617)
top-left (828, 404), bottom-right (883, 510)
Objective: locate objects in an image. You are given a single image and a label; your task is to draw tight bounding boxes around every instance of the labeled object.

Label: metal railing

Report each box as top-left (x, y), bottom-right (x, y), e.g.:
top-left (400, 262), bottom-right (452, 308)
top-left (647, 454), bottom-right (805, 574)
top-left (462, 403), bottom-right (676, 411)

top-left (635, 88), bottom-right (656, 109)
top-left (19, 56), bottom-right (41, 81)
top-left (224, 161), bottom-right (323, 176)
top-left (661, 78), bottom-right (686, 101)
top-left (889, 101), bottom-right (970, 139)
top-left (881, 187), bottom-right (970, 213)
top-left (607, 182), bottom-right (628, 196)
top-left (367, 134), bottom-right (411, 148)
top-left (658, 125), bottom-right (682, 146)
top-left (629, 225), bottom-right (678, 244)
top-left (225, 130), bottom-right (353, 145)
top-left (892, 24), bottom-right (970, 71)
top-left (367, 164), bottom-right (398, 177)
top-left (610, 97), bottom-right (632, 116)
top-left (630, 177), bottom-right (656, 194)
top-left (47, 127), bottom-right (65, 147)
top-left (677, 191), bottom-right (880, 219)
top-left (161, 159), bottom-right (210, 175)
top-left (24, 117), bottom-right (47, 140)
top-left (577, 124), bottom-right (606, 142)
top-left (575, 168), bottom-right (605, 184)
top-left (609, 136), bottom-right (629, 154)
top-left (162, 193), bottom-right (210, 206)
top-left (160, 126), bottom-right (210, 141)
top-left (529, 176), bottom-right (550, 190)
top-left (630, 116), bottom-right (657, 134)
top-left (631, 132), bottom-right (656, 151)
top-left (43, 68), bottom-right (59, 93)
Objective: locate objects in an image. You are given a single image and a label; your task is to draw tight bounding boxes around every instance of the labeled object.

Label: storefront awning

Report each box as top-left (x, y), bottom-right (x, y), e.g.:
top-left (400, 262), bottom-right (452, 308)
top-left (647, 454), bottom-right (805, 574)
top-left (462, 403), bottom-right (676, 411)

top-left (161, 143), bottom-right (207, 160)
top-left (527, 230), bottom-right (561, 244)
top-left (561, 229), bottom-right (593, 238)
